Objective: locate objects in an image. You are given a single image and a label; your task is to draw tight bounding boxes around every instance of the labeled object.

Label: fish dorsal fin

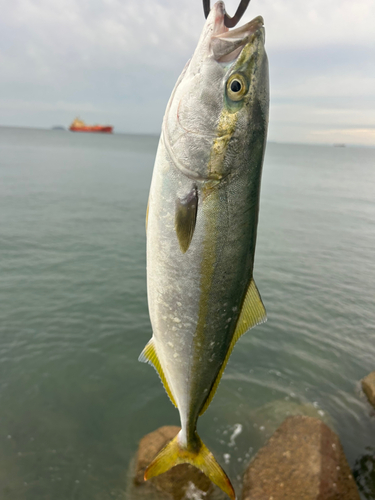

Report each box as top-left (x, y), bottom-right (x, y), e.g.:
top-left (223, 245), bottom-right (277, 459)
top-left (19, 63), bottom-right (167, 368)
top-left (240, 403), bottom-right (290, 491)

top-left (139, 339), bottom-right (178, 408)
top-left (230, 278), bottom-right (267, 341)
top-left (175, 186), bottom-right (198, 253)
top-left (200, 278), bottom-right (266, 415)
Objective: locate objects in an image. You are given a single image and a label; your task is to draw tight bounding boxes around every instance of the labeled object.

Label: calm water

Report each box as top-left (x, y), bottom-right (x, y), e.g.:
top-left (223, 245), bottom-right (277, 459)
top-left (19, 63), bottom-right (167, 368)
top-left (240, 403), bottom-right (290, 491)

top-left (0, 126), bottom-right (374, 499)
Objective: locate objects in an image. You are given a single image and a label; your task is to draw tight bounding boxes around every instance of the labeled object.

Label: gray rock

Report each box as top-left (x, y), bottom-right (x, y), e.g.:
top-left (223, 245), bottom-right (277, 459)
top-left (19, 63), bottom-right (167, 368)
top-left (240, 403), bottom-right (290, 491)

top-left (361, 371), bottom-right (375, 408)
top-left (353, 446), bottom-right (375, 499)
top-left (127, 426), bottom-right (227, 500)
top-left (242, 416), bottom-right (360, 500)
top-left (249, 399), bottom-right (334, 440)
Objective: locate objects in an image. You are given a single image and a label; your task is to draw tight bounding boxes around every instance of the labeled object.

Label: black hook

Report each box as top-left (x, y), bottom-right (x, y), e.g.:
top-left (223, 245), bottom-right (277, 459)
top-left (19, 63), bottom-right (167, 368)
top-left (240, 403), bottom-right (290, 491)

top-left (203, 0), bottom-right (251, 28)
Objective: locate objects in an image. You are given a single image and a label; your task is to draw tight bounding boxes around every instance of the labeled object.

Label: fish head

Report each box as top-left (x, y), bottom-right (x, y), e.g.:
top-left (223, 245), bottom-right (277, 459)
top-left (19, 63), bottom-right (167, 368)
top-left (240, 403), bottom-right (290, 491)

top-left (163, 1), bottom-right (269, 182)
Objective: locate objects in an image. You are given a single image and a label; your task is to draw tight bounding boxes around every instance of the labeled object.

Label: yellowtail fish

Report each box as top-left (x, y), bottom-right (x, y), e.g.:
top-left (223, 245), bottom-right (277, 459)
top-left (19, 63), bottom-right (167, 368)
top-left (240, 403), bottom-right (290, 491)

top-left (139, 2), bottom-right (269, 498)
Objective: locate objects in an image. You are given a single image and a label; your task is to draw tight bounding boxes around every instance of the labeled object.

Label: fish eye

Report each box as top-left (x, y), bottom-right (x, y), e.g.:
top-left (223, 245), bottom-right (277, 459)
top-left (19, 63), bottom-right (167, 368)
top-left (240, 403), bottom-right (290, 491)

top-left (227, 74), bottom-right (247, 102)
top-left (230, 80), bottom-right (242, 93)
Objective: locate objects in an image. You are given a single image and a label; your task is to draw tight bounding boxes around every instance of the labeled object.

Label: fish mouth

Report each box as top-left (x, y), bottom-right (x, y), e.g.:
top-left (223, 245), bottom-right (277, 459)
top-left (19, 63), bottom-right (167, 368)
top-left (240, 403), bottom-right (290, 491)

top-left (211, 2), bottom-right (264, 63)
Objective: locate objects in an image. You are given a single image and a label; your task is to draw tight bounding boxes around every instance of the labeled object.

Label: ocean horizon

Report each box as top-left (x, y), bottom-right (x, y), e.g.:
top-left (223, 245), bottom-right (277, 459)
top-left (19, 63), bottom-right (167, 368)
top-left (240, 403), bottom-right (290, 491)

top-left (1, 124), bottom-right (374, 149)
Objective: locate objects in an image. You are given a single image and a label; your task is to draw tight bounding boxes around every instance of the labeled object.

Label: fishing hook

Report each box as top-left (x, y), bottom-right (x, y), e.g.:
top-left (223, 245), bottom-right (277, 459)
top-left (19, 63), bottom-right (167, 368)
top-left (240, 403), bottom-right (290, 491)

top-left (203, 0), bottom-right (251, 28)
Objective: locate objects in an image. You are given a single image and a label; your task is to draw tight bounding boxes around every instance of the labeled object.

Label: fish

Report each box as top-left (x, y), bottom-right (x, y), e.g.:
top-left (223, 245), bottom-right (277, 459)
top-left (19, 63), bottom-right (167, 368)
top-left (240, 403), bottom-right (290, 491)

top-left (139, 2), bottom-right (269, 498)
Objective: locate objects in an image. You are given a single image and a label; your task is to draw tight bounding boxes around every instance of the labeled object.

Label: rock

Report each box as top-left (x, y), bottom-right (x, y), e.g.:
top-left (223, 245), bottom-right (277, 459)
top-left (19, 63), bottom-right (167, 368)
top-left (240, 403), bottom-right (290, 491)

top-left (242, 416), bottom-right (360, 500)
top-left (249, 399), bottom-right (334, 440)
top-left (127, 426), bottom-right (227, 500)
top-left (353, 446), bottom-right (375, 499)
top-left (361, 371), bottom-right (375, 408)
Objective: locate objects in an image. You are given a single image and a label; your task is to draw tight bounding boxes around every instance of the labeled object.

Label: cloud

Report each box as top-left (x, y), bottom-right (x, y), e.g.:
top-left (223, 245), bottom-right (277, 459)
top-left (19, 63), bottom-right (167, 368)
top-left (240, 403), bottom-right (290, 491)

top-left (0, 99), bottom-right (102, 113)
top-left (0, 0), bottom-right (374, 143)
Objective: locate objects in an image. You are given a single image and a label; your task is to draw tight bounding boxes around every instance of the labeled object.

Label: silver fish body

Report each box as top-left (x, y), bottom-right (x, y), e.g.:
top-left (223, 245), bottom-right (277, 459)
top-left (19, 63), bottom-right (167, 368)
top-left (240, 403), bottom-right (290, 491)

top-left (140, 2), bottom-right (269, 498)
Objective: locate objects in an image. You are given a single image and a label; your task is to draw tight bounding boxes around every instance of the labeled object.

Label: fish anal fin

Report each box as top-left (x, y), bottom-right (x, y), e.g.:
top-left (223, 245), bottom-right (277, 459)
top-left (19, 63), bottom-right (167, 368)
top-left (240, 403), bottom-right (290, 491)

top-left (139, 339), bottom-right (177, 408)
top-left (145, 431), bottom-right (235, 500)
top-left (145, 197), bottom-right (150, 233)
top-left (200, 278), bottom-right (266, 415)
top-left (175, 186), bottom-right (198, 253)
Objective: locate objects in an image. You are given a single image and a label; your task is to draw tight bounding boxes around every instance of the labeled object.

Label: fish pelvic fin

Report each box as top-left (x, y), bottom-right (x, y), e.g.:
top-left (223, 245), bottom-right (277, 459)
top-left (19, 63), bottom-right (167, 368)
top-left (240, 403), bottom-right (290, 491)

top-left (200, 278), bottom-right (266, 415)
top-left (138, 338), bottom-right (177, 408)
top-left (144, 430), bottom-right (235, 500)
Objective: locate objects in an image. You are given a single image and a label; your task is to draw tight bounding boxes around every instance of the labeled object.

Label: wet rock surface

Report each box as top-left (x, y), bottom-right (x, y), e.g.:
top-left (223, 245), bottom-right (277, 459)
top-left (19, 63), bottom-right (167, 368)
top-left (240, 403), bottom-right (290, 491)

top-left (362, 371), bottom-right (375, 408)
top-left (248, 399), bottom-right (334, 440)
top-left (353, 446), bottom-right (375, 500)
top-left (242, 416), bottom-right (360, 500)
top-left (127, 426), bottom-right (227, 500)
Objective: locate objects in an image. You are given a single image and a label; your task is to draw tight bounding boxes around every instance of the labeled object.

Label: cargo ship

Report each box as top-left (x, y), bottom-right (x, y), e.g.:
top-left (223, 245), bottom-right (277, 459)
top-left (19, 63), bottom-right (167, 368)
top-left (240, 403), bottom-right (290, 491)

top-left (69, 118), bottom-right (113, 133)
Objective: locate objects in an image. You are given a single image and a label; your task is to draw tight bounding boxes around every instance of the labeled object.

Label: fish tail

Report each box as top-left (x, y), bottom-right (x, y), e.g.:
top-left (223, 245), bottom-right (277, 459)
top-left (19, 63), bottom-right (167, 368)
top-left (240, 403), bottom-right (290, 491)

top-left (144, 430), bottom-right (235, 500)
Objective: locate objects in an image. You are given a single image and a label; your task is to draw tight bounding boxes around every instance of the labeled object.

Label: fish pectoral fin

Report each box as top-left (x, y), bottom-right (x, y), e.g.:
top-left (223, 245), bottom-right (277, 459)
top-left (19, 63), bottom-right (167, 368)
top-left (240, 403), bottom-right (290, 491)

top-left (145, 431), bottom-right (235, 500)
top-left (175, 186), bottom-right (198, 253)
top-left (200, 278), bottom-right (266, 415)
top-left (138, 339), bottom-right (177, 408)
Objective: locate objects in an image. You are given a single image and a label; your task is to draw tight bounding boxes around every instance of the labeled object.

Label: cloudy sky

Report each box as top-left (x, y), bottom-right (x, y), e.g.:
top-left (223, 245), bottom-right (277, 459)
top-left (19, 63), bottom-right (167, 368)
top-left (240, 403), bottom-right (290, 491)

top-left (1, 0), bottom-right (374, 145)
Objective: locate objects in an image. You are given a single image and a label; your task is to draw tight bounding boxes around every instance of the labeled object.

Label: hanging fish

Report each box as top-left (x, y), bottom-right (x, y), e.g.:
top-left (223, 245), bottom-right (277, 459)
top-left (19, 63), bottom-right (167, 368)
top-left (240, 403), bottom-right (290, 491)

top-left (140, 1), bottom-right (269, 498)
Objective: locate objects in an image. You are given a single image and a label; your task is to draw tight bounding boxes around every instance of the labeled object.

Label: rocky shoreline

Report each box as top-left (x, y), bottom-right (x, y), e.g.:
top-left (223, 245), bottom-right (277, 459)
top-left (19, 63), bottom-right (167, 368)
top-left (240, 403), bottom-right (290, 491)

top-left (127, 418), bottom-right (360, 500)
top-left (126, 372), bottom-right (375, 500)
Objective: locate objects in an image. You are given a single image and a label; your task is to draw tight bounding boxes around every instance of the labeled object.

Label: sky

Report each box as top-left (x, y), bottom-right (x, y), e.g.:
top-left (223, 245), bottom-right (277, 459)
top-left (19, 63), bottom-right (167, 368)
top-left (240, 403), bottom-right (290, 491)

top-left (1, 0), bottom-right (374, 145)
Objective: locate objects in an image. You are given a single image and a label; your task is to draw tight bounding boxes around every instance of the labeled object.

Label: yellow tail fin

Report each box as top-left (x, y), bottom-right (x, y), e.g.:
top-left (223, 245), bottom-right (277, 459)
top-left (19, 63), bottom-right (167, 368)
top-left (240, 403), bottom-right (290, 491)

top-left (144, 431), bottom-right (235, 500)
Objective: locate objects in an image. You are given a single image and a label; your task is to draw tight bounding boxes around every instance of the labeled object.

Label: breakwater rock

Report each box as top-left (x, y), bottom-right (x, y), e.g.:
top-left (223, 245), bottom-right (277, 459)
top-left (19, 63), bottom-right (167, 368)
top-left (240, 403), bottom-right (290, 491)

top-left (362, 371), bottom-right (375, 408)
top-left (129, 418), bottom-right (360, 500)
top-left (242, 415), bottom-right (360, 500)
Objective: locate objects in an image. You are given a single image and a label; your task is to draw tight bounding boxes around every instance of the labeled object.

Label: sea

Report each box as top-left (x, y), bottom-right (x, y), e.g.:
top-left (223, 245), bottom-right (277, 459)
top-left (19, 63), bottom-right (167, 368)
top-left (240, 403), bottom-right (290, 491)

top-left (0, 126), bottom-right (374, 500)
